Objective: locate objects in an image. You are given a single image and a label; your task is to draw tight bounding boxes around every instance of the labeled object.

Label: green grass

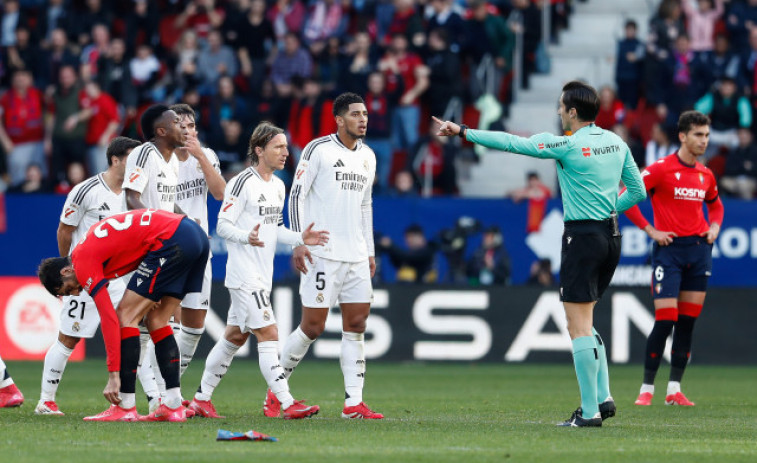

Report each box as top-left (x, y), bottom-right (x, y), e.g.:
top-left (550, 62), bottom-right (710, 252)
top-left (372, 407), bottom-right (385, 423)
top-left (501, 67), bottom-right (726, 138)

top-left (1, 361), bottom-right (756, 462)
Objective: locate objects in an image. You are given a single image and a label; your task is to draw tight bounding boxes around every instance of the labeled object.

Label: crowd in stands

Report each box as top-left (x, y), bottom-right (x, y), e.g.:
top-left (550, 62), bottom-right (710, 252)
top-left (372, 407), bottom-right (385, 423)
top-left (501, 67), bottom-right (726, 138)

top-left (613, 0), bottom-right (757, 199)
top-left (0, 0), bottom-right (580, 196)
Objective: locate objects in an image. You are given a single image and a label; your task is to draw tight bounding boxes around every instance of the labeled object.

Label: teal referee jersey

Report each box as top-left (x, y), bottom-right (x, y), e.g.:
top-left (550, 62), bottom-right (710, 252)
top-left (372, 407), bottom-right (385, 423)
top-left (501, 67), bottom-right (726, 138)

top-left (467, 124), bottom-right (646, 221)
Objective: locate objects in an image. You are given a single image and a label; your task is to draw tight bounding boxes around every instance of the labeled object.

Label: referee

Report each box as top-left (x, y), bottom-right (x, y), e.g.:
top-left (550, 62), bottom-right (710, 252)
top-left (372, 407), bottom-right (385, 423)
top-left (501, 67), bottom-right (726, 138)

top-left (434, 81), bottom-right (647, 427)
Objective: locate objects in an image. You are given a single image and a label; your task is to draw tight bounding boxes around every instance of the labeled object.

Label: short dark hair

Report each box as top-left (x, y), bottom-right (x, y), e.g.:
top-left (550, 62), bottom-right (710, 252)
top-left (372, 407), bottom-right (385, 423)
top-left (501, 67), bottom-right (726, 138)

top-left (140, 104), bottom-right (170, 141)
top-left (38, 256), bottom-right (71, 296)
top-left (106, 136), bottom-right (141, 166)
top-left (333, 92), bottom-right (365, 117)
top-left (405, 224), bottom-right (424, 235)
top-left (247, 122), bottom-right (284, 166)
top-left (625, 19), bottom-right (637, 29)
top-left (561, 81), bottom-right (600, 122)
top-left (169, 103), bottom-right (196, 120)
top-left (678, 110), bottom-right (711, 134)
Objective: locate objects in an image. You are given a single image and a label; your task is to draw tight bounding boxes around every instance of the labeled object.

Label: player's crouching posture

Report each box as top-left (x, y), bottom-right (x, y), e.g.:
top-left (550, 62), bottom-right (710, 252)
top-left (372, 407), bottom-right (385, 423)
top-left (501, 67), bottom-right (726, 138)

top-left (284, 93), bottom-right (383, 419)
top-left (189, 122), bottom-right (327, 419)
top-left (38, 209), bottom-right (209, 422)
top-left (0, 352), bottom-right (24, 407)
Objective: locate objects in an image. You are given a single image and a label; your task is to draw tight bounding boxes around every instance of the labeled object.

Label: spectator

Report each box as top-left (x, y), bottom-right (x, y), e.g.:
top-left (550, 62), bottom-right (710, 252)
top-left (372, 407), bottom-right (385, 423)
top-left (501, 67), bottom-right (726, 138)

top-left (509, 0), bottom-right (541, 90)
top-left (509, 171), bottom-right (552, 233)
top-left (196, 29), bottom-right (238, 95)
top-left (213, 119), bottom-right (246, 173)
top-left (467, 225), bottom-right (511, 286)
top-left (694, 77), bottom-right (752, 160)
top-left (303, 0), bottom-right (344, 47)
top-left (720, 128), bottom-right (757, 199)
top-left (386, 0), bottom-right (425, 48)
top-left (270, 31), bottom-right (313, 97)
top-left (379, 33), bottom-right (429, 156)
top-left (725, 0), bottom-right (757, 54)
top-left (174, 30), bottom-right (202, 91)
top-left (409, 125), bottom-right (457, 196)
top-left (426, 0), bottom-right (465, 52)
top-left (665, 34), bottom-right (704, 115)
top-left (645, 122), bottom-right (678, 167)
top-left (313, 36), bottom-right (342, 93)
top-left (53, 161), bottom-right (86, 195)
top-left (70, 0), bottom-right (111, 47)
top-left (36, 28), bottom-right (78, 91)
top-left (267, 0), bottom-right (306, 45)
top-left (249, 78), bottom-right (288, 128)
top-left (208, 76), bottom-right (249, 147)
top-left (235, 0), bottom-right (276, 95)
top-left (175, 0), bottom-right (226, 40)
top-left (80, 23), bottom-right (110, 82)
top-left (125, 0), bottom-right (159, 57)
top-left (0, 69), bottom-right (45, 187)
top-left (681, 0), bottom-right (725, 57)
top-left (3, 25), bottom-right (38, 81)
top-left (339, 31), bottom-right (376, 96)
top-left (6, 163), bottom-right (51, 194)
top-left (378, 224), bottom-right (437, 283)
top-left (77, 80), bottom-right (121, 175)
top-left (45, 65), bottom-right (86, 186)
top-left (389, 169), bottom-right (419, 197)
top-left (700, 35), bottom-right (740, 92)
top-left (644, 0), bottom-right (684, 105)
top-left (287, 78), bottom-right (336, 154)
top-left (1, 0), bottom-right (21, 47)
top-left (595, 86), bottom-right (625, 130)
top-left (365, 71), bottom-right (398, 193)
top-left (97, 38), bottom-right (137, 117)
top-left (424, 28), bottom-right (462, 121)
top-left (739, 28), bottom-right (757, 101)
top-left (34, 0), bottom-right (72, 47)
top-left (129, 44), bottom-right (163, 104)
top-left (615, 19), bottom-right (644, 109)
top-left (527, 258), bottom-right (555, 287)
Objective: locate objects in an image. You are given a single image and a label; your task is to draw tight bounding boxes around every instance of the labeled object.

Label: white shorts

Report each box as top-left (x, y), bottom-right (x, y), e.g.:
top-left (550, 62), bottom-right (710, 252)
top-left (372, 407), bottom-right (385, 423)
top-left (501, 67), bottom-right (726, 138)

top-left (299, 256), bottom-right (372, 308)
top-left (59, 278), bottom-right (126, 338)
top-left (227, 287), bottom-right (276, 333)
top-left (181, 257), bottom-right (212, 310)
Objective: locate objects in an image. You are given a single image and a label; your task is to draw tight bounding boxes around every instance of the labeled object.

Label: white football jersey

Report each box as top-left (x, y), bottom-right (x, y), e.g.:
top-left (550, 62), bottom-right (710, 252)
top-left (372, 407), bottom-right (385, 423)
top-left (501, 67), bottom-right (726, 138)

top-left (218, 167), bottom-right (300, 291)
top-left (289, 134), bottom-right (375, 262)
top-left (122, 141), bottom-right (179, 211)
top-left (60, 173), bottom-right (125, 254)
top-left (176, 147), bottom-right (221, 234)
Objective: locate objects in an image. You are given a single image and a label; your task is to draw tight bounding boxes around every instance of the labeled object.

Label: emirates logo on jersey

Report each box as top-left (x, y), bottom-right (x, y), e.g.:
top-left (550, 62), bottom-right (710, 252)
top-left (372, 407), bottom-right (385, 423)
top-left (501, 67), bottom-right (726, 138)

top-left (581, 147), bottom-right (591, 157)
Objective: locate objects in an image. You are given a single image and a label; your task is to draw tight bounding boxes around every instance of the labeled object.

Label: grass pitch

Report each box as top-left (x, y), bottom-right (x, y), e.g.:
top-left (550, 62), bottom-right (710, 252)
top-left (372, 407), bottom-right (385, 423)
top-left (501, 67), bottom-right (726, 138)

top-left (1, 360), bottom-right (756, 463)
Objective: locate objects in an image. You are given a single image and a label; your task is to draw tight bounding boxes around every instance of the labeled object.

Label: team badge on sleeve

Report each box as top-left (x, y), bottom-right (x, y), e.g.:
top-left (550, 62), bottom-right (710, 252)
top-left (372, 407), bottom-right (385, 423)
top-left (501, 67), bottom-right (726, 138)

top-left (128, 167), bottom-right (144, 184)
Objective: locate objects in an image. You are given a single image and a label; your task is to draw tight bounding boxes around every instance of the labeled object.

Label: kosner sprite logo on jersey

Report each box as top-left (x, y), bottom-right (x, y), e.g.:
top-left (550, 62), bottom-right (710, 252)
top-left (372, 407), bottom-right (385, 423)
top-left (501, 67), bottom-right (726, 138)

top-left (673, 187), bottom-right (706, 200)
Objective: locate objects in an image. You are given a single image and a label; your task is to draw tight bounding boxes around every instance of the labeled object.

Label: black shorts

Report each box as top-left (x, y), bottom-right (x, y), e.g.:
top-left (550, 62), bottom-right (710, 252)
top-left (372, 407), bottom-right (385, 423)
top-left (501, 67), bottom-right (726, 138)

top-left (560, 218), bottom-right (621, 303)
top-left (127, 218), bottom-right (210, 302)
top-left (651, 236), bottom-right (712, 299)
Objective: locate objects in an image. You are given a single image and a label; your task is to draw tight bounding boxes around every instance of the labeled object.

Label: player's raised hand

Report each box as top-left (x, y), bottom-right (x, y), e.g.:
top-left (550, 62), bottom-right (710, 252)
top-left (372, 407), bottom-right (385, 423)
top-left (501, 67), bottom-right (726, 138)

top-left (293, 245), bottom-right (313, 274)
top-left (248, 224), bottom-right (265, 247)
top-left (302, 222), bottom-right (329, 246)
top-left (432, 116), bottom-right (461, 137)
top-left (701, 222), bottom-right (720, 244)
top-left (103, 371), bottom-right (121, 405)
top-left (648, 227), bottom-right (677, 246)
top-left (178, 135), bottom-right (204, 159)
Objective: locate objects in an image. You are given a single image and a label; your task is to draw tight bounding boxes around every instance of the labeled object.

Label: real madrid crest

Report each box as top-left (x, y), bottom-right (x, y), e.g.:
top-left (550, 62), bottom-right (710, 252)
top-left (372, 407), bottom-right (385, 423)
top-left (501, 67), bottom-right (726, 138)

top-left (316, 293), bottom-right (324, 304)
top-left (73, 322), bottom-right (80, 333)
top-left (363, 160), bottom-right (369, 171)
top-left (263, 311), bottom-right (270, 321)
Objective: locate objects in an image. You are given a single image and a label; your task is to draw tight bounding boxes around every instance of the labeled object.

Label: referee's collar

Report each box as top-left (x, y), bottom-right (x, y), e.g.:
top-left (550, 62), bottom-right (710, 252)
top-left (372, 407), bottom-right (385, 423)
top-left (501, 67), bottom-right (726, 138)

top-left (573, 123), bottom-right (597, 135)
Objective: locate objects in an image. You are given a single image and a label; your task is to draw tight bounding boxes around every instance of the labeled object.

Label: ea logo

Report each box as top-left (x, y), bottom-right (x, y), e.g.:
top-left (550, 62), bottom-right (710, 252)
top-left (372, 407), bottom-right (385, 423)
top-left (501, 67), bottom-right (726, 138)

top-left (4, 283), bottom-right (61, 354)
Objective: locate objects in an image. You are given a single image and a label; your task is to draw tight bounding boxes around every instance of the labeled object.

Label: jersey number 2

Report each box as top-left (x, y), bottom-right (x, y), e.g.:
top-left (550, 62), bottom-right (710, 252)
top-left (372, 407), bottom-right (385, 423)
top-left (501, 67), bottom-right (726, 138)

top-left (94, 210), bottom-right (155, 238)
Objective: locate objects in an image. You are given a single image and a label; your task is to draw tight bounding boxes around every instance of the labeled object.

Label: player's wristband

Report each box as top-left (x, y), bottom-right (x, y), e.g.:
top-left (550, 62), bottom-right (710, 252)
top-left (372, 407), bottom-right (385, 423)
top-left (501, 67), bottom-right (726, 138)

top-left (458, 124), bottom-right (469, 139)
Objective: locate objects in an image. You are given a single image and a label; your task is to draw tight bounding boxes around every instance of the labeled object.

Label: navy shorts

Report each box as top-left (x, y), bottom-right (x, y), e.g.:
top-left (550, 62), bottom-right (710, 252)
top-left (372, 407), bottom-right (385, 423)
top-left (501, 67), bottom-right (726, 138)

top-left (651, 236), bottom-right (712, 299)
top-left (128, 218), bottom-right (210, 302)
top-left (560, 217), bottom-right (621, 303)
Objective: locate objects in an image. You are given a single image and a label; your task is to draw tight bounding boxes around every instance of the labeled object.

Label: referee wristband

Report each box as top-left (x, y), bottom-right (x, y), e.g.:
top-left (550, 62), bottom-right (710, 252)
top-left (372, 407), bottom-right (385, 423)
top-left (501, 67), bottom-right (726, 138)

top-left (458, 124), bottom-right (468, 139)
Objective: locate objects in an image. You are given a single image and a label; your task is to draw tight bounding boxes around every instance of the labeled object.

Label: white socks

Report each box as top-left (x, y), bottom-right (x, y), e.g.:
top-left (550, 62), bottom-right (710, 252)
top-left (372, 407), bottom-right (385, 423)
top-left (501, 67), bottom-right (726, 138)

top-left (120, 392), bottom-right (136, 409)
top-left (137, 331), bottom-right (160, 401)
top-left (341, 331), bottom-right (365, 407)
top-left (280, 326), bottom-right (314, 380)
top-left (195, 338), bottom-right (240, 401)
top-left (640, 384), bottom-right (654, 395)
top-left (164, 387), bottom-right (182, 409)
top-left (0, 354), bottom-right (13, 388)
top-left (178, 325), bottom-right (204, 376)
top-left (40, 340), bottom-right (73, 401)
top-left (667, 381), bottom-right (681, 395)
top-left (258, 341), bottom-right (294, 409)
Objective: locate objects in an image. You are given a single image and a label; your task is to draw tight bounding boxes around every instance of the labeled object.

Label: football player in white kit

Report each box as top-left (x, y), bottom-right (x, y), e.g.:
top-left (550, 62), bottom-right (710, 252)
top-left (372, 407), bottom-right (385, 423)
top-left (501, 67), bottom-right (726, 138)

top-left (283, 93), bottom-right (383, 419)
top-left (169, 103), bottom-right (225, 380)
top-left (188, 122), bottom-right (327, 419)
top-left (35, 137), bottom-right (141, 415)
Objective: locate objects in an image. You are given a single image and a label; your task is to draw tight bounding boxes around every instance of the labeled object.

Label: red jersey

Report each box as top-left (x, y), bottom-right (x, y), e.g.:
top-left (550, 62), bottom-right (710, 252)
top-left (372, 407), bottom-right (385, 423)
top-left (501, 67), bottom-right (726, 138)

top-left (383, 52), bottom-right (424, 105)
top-left (71, 209), bottom-right (183, 371)
top-left (625, 153), bottom-right (724, 236)
top-left (79, 90), bottom-right (120, 145)
top-left (0, 88), bottom-right (44, 143)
